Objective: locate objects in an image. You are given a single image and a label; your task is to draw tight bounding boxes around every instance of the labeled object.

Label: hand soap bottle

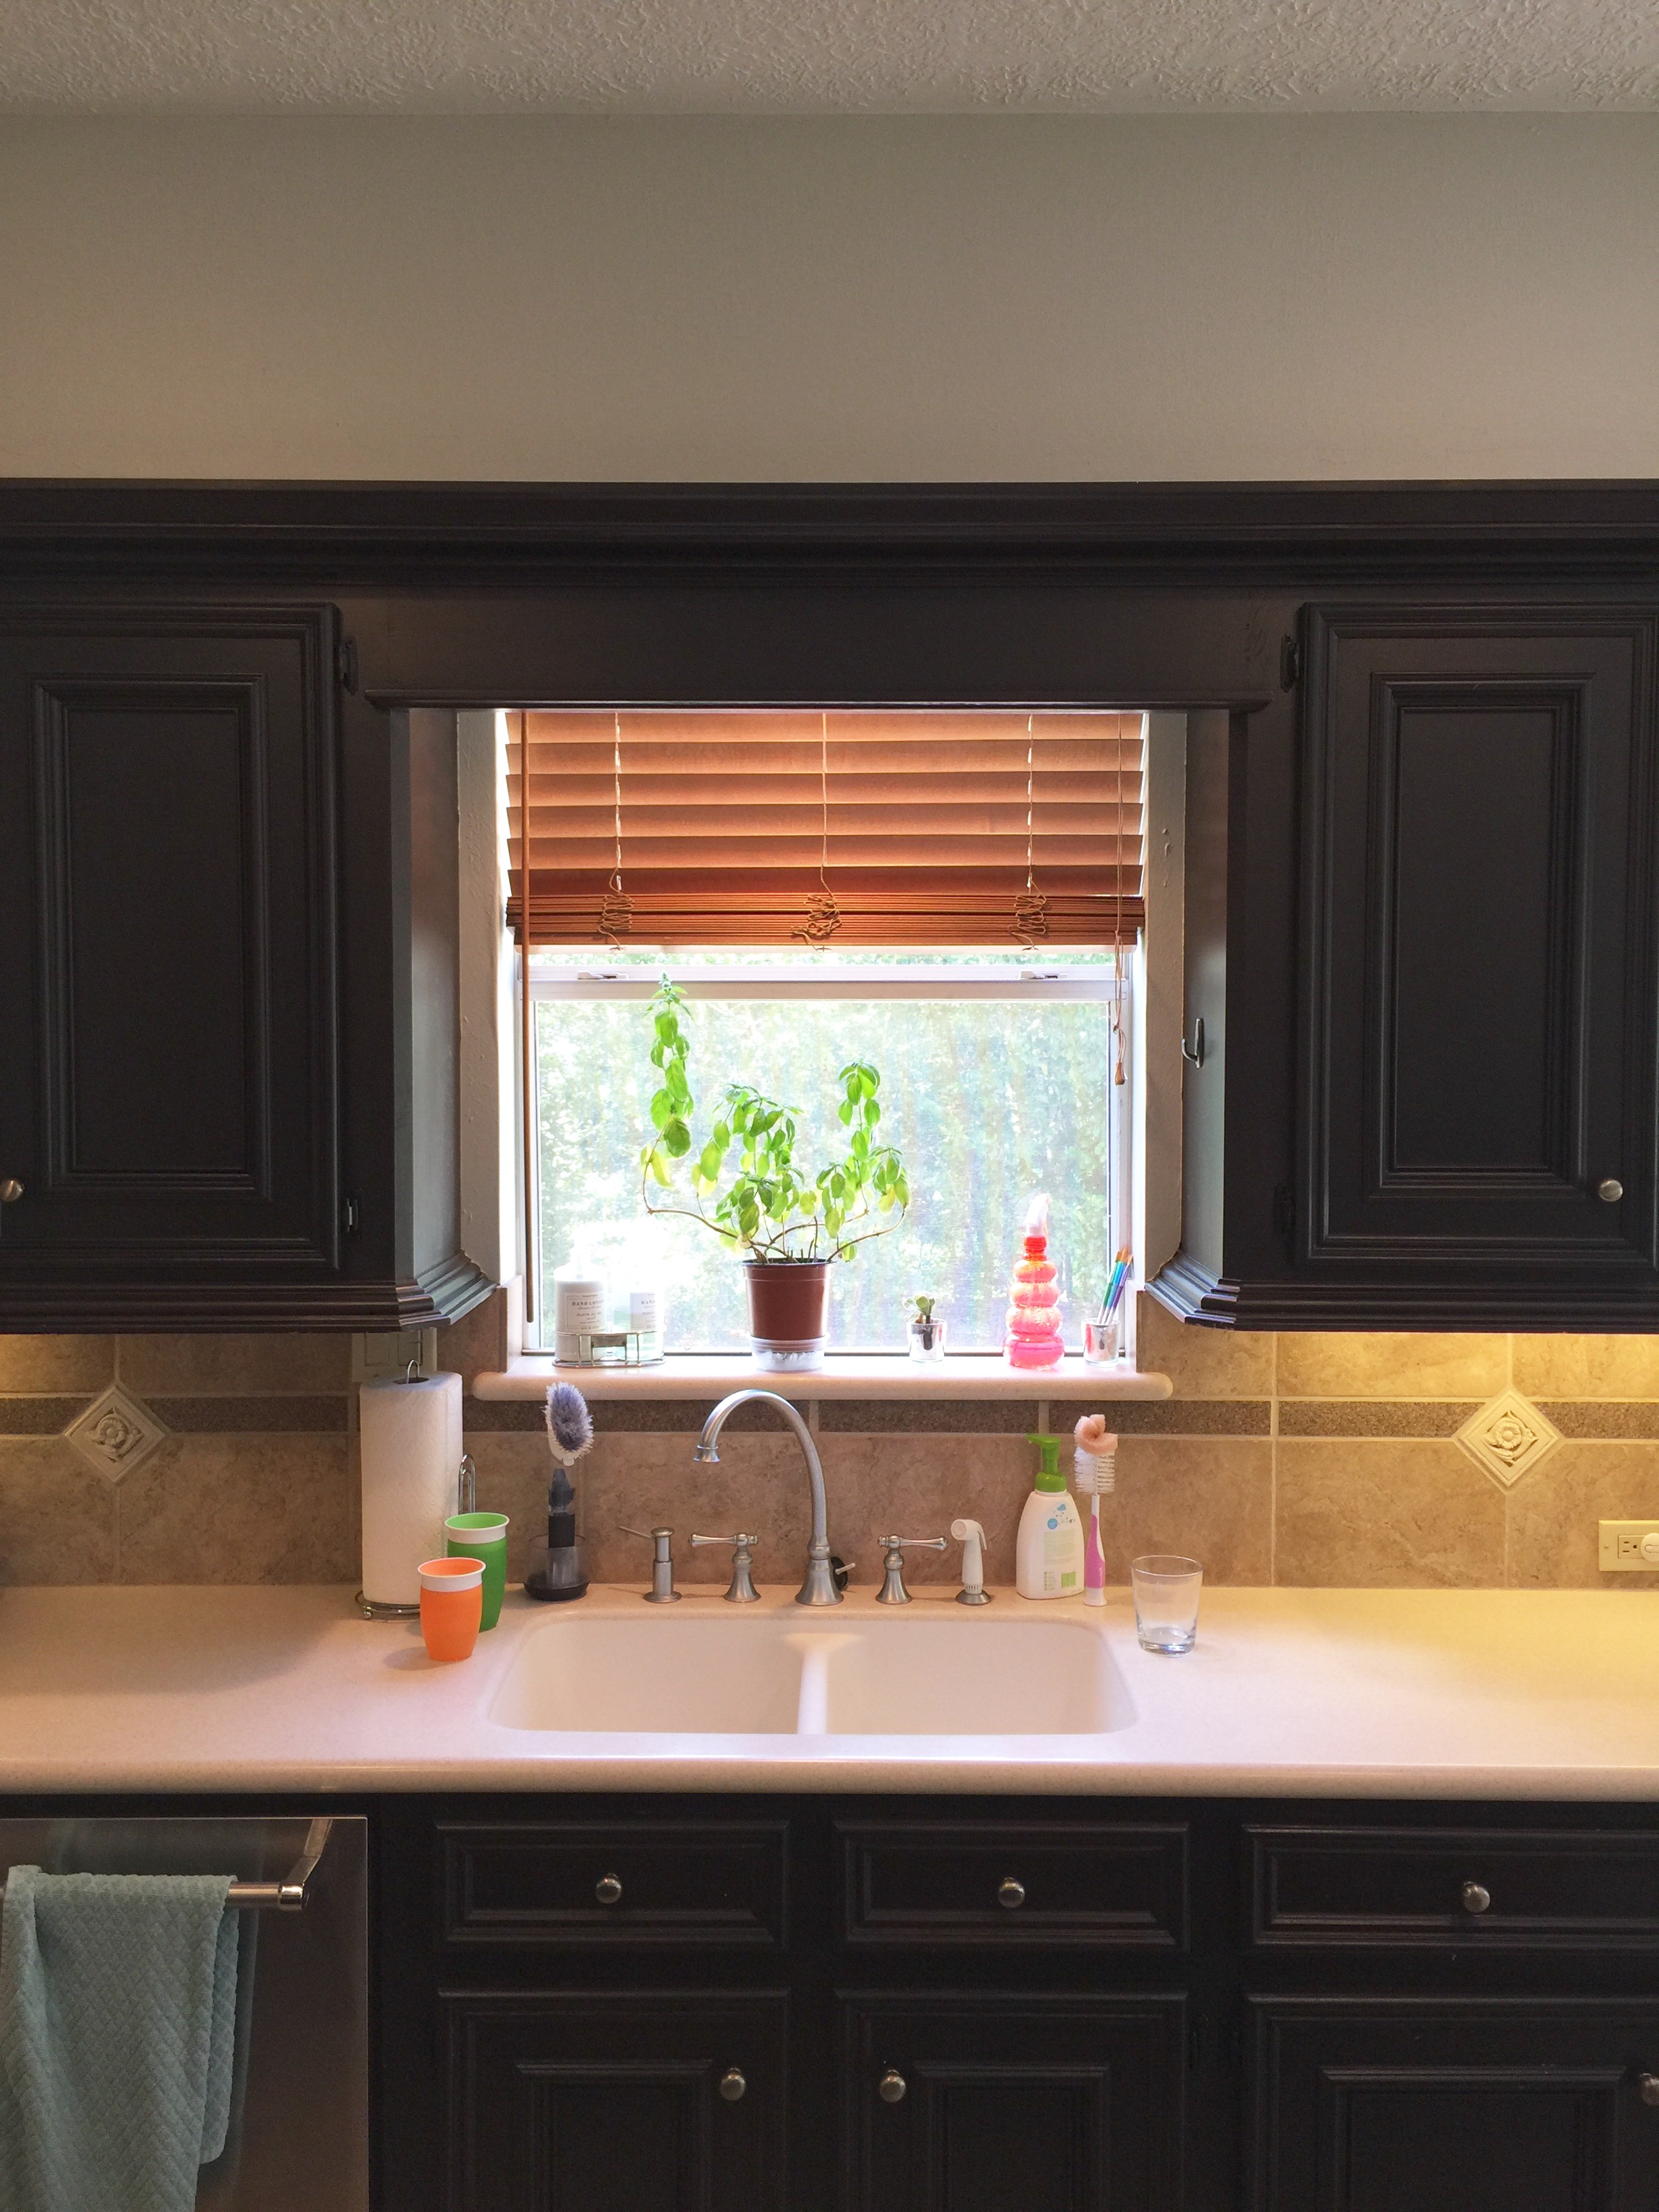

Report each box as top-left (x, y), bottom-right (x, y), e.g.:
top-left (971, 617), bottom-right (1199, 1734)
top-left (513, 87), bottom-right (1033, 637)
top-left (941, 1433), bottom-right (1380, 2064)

top-left (1015, 1433), bottom-right (1085, 1599)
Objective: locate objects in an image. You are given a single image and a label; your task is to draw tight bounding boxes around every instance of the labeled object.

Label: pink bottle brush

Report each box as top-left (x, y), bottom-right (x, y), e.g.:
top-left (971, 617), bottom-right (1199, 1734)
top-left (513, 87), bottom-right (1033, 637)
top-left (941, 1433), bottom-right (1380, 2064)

top-left (1074, 1414), bottom-right (1118, 1605)
top-left (1003, 1193), bottom-right (1065, 1370)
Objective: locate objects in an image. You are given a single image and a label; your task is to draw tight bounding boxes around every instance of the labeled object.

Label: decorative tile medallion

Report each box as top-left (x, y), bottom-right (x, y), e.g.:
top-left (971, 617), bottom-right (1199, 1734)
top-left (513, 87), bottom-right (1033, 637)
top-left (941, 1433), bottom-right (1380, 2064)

top-left (1454, 1388), bottom-right (1561, 1490)
top-left (64, 1382), bottom-right (168, 1481)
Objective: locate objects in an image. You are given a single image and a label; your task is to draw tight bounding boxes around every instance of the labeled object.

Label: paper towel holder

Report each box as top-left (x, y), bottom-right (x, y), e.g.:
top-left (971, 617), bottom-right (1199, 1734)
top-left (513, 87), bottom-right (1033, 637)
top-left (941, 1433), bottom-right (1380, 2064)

top-left (356, 1446), bottom-right (476, 1622)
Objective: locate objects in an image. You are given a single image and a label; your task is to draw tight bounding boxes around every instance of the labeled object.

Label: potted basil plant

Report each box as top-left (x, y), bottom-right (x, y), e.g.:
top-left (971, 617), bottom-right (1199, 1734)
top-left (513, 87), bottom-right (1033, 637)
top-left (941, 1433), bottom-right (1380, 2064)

top-left (638, 981), bottom-right (909, 1370)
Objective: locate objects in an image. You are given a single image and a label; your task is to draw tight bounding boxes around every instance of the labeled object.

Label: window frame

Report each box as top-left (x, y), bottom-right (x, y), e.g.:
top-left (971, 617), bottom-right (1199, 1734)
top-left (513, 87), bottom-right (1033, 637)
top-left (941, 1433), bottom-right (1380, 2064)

top-left (523, 951), bottom-right (1136, 1359)
top-left (451, 704), bottom-right (1187, 1399)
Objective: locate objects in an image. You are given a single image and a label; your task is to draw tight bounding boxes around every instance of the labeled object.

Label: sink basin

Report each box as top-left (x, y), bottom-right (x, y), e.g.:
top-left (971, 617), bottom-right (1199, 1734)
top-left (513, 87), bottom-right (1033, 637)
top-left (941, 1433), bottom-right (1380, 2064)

top-left (489, 1607), bottom-right (1133, 1738)
top-left (811, 1614), bottom-right (1126, 1734)
top-left (489, 1615), bottom-right (804, 1733)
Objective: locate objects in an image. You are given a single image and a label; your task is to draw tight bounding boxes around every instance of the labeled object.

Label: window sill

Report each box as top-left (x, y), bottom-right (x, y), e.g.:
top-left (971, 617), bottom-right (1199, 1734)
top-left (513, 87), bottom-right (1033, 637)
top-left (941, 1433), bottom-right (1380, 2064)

top-left (470, 1353), bottom-right (1172, 1402)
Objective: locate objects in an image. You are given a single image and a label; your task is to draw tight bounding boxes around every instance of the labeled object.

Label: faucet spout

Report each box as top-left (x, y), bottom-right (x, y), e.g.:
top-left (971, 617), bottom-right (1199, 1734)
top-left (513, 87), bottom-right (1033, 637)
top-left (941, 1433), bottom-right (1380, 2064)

top-left (693, 1389), bottom-right (841, 1606)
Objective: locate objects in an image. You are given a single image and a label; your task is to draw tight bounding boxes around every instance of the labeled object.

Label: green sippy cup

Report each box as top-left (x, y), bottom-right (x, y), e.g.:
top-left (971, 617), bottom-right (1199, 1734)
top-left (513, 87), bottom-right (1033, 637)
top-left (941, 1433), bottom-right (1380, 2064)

top-left (445, 1511), bottom-right (509, 1629)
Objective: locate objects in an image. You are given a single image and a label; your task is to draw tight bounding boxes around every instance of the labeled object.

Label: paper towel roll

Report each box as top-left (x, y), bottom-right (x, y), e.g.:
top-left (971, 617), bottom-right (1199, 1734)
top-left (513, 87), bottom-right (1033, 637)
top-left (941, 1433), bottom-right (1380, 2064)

top-left (359, 1372), bottom-right (464, 1607)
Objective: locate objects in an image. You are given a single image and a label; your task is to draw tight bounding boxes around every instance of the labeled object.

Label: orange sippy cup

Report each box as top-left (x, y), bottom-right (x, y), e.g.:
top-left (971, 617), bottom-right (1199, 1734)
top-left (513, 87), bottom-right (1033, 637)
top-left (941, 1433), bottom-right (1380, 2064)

top-left (419, 1556), bottom-right (485, 1661)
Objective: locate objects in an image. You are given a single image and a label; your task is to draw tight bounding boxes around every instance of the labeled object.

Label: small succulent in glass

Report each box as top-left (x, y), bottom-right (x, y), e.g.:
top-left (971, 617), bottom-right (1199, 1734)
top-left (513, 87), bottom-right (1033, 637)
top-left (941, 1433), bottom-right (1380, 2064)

top-left (906, 1294), bottom-right (946, 1363)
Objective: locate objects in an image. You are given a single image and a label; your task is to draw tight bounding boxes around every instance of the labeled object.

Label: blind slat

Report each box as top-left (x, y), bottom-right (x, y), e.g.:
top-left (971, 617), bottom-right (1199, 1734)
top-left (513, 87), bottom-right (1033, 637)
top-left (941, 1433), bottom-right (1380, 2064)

top-left (509, 709), bottom-right (1145, 947)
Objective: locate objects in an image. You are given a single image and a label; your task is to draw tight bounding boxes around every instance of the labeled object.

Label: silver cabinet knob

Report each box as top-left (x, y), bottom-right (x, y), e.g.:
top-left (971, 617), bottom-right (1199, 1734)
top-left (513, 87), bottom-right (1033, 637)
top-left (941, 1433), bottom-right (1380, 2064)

top-left (594, 1873), bottom-right (623, 1906)
top-left (0, 1180), bottom-right (21, 1204)
top-left (1599, 1178), bottom-right (1624, 1203)
top-left (1639, 2074), bottom-right (1659, 2108)
top-left (1460, 1880), bottom-right (1491, 1915)
top-left (718, 2068), bottom-right (747, 2102)
top-left (998, 1877), bottom-right (1027, 1910)
top-left (878, 2070), bottom-right (907, 2104)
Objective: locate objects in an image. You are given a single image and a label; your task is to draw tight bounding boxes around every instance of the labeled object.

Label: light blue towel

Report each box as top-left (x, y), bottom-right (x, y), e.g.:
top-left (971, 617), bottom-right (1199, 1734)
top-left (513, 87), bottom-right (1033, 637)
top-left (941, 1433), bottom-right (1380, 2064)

top-left (0, 1866), bottom-right (239, 2212)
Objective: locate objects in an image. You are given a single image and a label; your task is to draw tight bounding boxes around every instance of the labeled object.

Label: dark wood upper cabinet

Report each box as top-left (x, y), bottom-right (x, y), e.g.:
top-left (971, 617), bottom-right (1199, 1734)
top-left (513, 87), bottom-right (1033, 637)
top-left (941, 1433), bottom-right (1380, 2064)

top-left (5, 484), bottom-right (1659, 1335)
top-left (0, 605), bottom-right (489, 1329)
top-left (1156, 602), bottom-right (1659, 1330)
top-left (1305, 609), bottom-right (1658, 1285)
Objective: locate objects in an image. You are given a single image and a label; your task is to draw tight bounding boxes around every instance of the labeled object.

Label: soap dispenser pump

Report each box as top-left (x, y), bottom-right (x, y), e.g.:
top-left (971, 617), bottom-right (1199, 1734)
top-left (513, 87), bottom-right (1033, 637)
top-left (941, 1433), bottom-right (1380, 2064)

top-left (1015, 1432), bottom-right (1085, 1600)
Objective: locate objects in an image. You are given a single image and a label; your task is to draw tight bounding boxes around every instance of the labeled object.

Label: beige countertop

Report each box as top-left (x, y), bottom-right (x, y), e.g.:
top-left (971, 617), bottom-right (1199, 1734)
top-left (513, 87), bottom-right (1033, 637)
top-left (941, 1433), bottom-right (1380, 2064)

top-left (4, 1582), bottom-right (1659, 1799)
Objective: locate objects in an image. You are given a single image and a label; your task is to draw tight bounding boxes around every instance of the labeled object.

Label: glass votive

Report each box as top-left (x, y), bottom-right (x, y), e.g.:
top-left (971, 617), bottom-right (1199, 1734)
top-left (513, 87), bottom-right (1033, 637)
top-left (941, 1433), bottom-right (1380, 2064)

top-left (1083, 1313), bottom-right (1122, 1366)
top-left (907, 1315), bottom-right (947, 1363)
top-left (419, 1557), bottom-right (484, 1661)
top-left (1130, 1554), bottom-right (1203, 1654)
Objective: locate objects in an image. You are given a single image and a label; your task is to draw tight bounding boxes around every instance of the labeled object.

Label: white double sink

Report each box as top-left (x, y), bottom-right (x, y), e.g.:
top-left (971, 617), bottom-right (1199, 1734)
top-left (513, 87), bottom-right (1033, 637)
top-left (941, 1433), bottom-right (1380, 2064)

top-left (490, 1607), bottom-right (1134, 1739)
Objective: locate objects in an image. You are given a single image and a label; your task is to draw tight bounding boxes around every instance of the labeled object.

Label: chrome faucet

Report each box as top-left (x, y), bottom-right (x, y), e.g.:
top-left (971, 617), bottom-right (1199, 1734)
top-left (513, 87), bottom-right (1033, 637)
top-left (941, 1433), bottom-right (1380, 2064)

top-left (693, 1389), bottom-right (842, 1606)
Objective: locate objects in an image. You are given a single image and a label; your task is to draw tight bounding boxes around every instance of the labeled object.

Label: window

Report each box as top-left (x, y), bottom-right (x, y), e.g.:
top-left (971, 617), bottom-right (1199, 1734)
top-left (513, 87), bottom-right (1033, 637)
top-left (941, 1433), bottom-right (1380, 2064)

top-left (529, 947), bottom-right (1131, 1353)
top-left (507, 708), bottom-right (1146, 1362)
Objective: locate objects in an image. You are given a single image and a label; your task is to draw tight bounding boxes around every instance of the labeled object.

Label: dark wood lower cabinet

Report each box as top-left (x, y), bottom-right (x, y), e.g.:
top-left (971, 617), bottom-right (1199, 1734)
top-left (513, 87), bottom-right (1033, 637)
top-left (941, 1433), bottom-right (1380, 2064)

top-left (382, 1796), bottom-right (1659, 2212)
top-left (841, 1992), bottom-right (1185, 2212)
top-left (1250, 1997), bottom-right (1659, 2212)
top-left (443, 1989), bottom-right (789, 2212)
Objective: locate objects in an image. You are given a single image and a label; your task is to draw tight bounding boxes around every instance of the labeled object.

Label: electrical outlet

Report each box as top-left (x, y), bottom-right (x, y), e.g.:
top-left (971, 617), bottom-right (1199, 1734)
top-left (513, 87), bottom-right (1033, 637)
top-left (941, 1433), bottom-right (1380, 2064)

top-left (1597, 1520), bottom-right (1659, 1572)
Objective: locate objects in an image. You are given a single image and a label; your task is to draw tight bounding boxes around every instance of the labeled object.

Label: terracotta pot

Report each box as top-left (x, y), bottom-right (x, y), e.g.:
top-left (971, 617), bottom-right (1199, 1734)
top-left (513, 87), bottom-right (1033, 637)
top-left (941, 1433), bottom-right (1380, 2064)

top-left (743, 1259), bottom-right (830, 1354)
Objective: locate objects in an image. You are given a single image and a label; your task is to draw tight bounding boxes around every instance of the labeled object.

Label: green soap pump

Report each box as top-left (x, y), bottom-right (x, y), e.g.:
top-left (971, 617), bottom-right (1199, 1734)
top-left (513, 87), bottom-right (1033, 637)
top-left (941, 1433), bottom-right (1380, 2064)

top-left (1015, 1432), bottom-right (1086, 1599)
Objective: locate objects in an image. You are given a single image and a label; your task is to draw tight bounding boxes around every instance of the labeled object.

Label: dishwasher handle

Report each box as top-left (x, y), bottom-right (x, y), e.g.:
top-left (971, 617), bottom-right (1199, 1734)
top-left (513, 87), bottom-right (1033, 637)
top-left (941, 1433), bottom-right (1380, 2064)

top-left (0, 1816), bottom-right (334, 1914)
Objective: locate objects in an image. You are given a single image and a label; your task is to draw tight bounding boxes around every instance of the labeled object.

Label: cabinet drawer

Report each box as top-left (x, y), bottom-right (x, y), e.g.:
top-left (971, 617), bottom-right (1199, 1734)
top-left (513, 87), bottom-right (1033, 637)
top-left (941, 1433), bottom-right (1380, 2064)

top-left (1249, 1826), bottom-right (1659, 1949)
top-left (839, 1820), bottom-right (1187, 1949)
top-left (439, 1821), bottom-right (787, 1949)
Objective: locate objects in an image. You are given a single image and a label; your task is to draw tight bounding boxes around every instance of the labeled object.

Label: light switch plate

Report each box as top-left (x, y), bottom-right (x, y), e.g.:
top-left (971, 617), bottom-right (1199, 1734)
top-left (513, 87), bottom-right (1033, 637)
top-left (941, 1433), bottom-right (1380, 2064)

top-left (1597, 1519), bottom-right (1659, 1572)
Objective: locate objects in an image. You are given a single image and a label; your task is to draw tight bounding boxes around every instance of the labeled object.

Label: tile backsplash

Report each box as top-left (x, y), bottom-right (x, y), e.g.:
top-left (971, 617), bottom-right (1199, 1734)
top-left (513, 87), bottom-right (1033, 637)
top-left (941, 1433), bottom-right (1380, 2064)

top-left (4, 1290), bottom-right (1659, 1590)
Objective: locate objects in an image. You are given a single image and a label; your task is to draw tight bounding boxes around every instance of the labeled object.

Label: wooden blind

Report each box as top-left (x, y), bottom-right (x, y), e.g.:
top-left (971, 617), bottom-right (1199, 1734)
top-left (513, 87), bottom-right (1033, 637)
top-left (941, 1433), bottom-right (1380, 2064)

top-left (507, 708), bottom-right (1144, 947)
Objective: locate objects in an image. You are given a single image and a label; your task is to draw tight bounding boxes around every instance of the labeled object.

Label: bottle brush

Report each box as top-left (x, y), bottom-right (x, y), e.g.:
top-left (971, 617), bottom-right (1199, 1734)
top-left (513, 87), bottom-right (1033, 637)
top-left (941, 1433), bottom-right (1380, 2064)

top-left (1073, 1414), bottom-right (1117, 1608)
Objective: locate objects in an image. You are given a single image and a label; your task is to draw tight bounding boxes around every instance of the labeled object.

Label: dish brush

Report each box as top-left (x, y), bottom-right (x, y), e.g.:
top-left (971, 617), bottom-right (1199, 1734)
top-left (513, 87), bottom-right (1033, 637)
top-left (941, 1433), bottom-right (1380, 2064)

top-left (525, 1382), bottom-right (594, 1602)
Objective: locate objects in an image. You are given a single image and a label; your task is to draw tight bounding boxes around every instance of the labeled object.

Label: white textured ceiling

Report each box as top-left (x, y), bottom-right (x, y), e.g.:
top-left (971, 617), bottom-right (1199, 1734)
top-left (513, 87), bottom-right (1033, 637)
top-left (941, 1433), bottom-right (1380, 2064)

top-left (1, 0), bottom-right (1656, 112)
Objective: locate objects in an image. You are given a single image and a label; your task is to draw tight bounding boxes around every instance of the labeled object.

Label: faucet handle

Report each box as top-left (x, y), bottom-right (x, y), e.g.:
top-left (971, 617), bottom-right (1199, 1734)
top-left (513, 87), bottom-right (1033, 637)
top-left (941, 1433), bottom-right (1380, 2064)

top-left (691, 1532), bottom-right (762, 1604)
top-left (874, 1534), bottom-right (947, 1606)
top-left (619, 1525), bottom-right (680, 1603)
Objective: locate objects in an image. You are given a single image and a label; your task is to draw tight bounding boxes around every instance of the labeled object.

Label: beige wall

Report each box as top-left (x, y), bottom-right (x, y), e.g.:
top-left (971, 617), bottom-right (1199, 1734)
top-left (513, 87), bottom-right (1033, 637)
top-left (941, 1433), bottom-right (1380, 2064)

top-left (1, 113), bottom-right (1654, 481)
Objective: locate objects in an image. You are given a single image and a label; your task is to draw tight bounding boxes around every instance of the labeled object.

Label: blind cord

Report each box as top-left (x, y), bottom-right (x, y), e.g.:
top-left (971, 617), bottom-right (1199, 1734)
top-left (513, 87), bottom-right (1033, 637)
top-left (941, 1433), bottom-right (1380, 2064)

top-left (1112, 714), bottom-right (1126, 1086)
top-left (1012, 711), bottom-right (1050, 949)
top-left (792, 709), bottom-right (844, 947)
top-left (597, 708), bottom-right (634, 947)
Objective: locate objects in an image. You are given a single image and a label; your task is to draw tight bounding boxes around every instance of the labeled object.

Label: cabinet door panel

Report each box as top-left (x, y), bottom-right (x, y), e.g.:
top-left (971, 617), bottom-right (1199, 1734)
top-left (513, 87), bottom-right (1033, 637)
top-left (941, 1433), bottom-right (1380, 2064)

top-left (445, 1989), bottom-right (787, 2212)
top-left (1302, 607), bottom-right (1659, 1279)
top-left (1250, 1996), bottom-right (1659, 2212)
top-left (841, 1992), bottom-right (1184, 2212)
top-left (0, 608), bottom-right (340, 1279)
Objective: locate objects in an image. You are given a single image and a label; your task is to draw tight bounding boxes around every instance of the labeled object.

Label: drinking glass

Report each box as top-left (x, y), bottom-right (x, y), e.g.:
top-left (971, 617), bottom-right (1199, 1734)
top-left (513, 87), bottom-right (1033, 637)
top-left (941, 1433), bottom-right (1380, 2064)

top-left (1130, 1555), bottom-right (1202, 1654)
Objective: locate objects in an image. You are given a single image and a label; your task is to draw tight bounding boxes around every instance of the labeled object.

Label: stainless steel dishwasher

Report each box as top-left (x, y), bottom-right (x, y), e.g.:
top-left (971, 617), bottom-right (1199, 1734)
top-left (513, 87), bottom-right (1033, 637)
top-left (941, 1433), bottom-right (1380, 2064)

top-left (0, 1814), bottom-right (368, 2212)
